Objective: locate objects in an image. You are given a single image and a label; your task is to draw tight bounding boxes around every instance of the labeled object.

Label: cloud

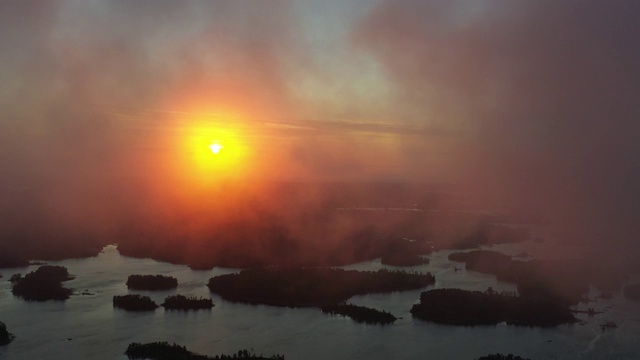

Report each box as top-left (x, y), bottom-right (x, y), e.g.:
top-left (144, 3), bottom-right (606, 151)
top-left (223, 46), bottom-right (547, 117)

top-left (355, 0), bottom-right (640, 245)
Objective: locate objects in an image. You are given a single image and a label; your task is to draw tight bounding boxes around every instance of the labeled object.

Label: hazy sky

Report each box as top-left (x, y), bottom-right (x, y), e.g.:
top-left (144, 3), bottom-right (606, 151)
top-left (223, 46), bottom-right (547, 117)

top-left (1, 1), bottom-right (640, 247)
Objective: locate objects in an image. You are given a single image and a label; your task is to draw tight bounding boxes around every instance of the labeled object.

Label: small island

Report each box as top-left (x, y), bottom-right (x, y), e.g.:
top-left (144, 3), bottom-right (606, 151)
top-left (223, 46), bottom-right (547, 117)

top-left (0, 321), bottom-right (14, 346)
top-left (11, 265), bottom-right (74, 301)
top-left (126, 274), bottom-right (178, 291)
top-left (162, 295), bottom-right (214, 310)
top-left (113, 294), bottom-right (158, 311)
top-left (623, 283), bottom-right (640, 301)
top-left (410, 288), bottom-right (576, 327)
top-left (320, 303), bottom-right (397, 324)
top-left (208, 268), bottom-right (435, 307)
top-left (125, 342), bottom-right (285, 360)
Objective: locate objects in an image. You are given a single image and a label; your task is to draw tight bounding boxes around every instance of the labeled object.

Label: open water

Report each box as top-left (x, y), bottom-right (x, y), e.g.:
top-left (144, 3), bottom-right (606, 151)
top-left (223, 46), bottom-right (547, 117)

top-left (1, 244), bottom-right (639, 359)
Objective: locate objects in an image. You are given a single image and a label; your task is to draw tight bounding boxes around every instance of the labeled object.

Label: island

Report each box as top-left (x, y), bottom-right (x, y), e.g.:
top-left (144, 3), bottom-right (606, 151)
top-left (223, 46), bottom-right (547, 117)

top-left (11, 265), bottom-right (74, 301)
top-left (207, 268), bottom-right (435, 307)
top-left (623, 283), bottom-right (640, 301)
top-left (126, 274), bottom-right (178, 291)
top-left (410, 288), bottom-right (576, 327)
top-left (0, 321), bottom-right (14, 346)
top-left (162, 295), bottom-right (214, 310)
top-left (113, 294), bottom-right (158, 311)
top-left (125, 342), bottom-right (285, 360)
top-left (320, 303), bottom-right (397, 324)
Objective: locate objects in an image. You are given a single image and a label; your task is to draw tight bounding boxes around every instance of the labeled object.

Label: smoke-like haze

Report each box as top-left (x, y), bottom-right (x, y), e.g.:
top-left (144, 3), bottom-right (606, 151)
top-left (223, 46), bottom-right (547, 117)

top-left (1, 1), bottom-right (640, 264)
top-left (355, 0), bottom-right (640, 249)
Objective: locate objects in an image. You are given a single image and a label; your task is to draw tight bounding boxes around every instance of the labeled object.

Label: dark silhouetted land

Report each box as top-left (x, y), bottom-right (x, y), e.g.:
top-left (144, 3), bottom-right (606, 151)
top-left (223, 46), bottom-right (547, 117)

top-left (0, 321), bottom-right (14, 346)
top-left (113, 294), bottom-right (158, 312)
top-left (125, 342), bottom-right (284, 360)
top-left (162, 295), bottom-right (214, 310)
top-left (208, 268), bottom-right (435, 307)
top-left (11, 265), bottom-right (73, 301)
top-left (320, 303), bottom-right (397, 324)
top-left (450, 224), bottom-right (529, 250)
top-left (410, 288), bottom-right (576, 327)
top-left (126, 274), bottom-right (178, 291)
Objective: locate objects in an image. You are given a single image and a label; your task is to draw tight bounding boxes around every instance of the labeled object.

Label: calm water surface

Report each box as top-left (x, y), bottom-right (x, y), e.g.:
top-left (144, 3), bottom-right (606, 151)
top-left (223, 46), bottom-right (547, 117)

top-left (1, 244), bottom-right (639, 360)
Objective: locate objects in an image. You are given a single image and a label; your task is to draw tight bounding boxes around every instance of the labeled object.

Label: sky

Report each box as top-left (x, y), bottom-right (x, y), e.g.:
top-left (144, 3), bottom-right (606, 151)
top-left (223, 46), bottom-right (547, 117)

top-left (1, 1), bottom-right (640, 251)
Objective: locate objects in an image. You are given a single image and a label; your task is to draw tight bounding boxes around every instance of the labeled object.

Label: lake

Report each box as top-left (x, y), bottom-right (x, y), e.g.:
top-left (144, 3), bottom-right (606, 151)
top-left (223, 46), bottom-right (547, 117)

top-left (1, 244), bottom-right (639, 359)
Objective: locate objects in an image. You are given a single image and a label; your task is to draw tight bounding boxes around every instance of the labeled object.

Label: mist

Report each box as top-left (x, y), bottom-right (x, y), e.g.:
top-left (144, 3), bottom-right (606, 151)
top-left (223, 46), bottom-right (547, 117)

top-left (356, 0), bottom-right (640, 250)
top-left (1, 1), bottom-right (639, 271)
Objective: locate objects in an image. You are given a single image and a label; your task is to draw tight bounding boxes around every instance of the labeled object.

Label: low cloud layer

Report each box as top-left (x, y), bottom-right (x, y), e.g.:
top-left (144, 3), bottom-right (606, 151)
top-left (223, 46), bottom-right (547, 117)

top-left (1, 1), bottom-right (639, 260)
top-left (355, 0), bottom-right (640, 247)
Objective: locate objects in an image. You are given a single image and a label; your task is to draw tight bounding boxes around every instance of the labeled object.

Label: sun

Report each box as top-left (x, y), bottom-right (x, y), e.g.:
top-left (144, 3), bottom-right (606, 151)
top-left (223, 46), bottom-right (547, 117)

top-left (209, 143), bottom-right (224, 154)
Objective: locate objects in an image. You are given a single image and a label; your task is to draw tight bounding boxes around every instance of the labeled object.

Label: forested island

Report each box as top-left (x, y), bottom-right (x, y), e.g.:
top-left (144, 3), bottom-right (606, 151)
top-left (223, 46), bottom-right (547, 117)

top-left (11, 265), bottom-right (74, 301)
top-left (126, 274), bottom-right (178, 291)
top-left (410, 288), bottom-right (576, 327)
top-left (207, 268), bottom-right (435, 307)
top-left (320, 303), bottom-right (397, 324)
top-left (0, 321), bottom-right (14, 346)
top-left (125, 342), bottom-right (284, 360)
top-left (623, 283), bottom-right (640, 301)
top-left (113, 294), bottom-right (158, 311)
top-left (448, 250), bottom-right (589, 304)
top-left (162, 295), bottom-right (214, 310)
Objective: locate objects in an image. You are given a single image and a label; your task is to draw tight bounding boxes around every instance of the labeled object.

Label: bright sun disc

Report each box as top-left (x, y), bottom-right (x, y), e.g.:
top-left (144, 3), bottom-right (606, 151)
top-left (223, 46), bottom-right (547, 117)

top-left (209, 143), bottom-right (223, 154)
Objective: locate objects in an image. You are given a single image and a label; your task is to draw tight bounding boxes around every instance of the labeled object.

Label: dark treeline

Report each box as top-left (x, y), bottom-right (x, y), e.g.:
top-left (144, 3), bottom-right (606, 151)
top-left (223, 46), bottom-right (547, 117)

top-left (320, 303), bottom-right (397, 324)
top-left (126, 274), bottom-right (178, 291)
top-left (11, 266), bottom-right (73, 301)
top-left (0, 321), bottom-right (14, 346)
top-left (125, 342), bottom-right (285, 360)
top-left (449, 251), bottom-right (590, 304)
top-left (207, 268), bottom-right (435, 307)
top-left (113, 294), bottom-right (158, 312)
top-left (162, 295), bottom-right (214, 310)
top-left (410, 288), bottom-right (576, 327)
